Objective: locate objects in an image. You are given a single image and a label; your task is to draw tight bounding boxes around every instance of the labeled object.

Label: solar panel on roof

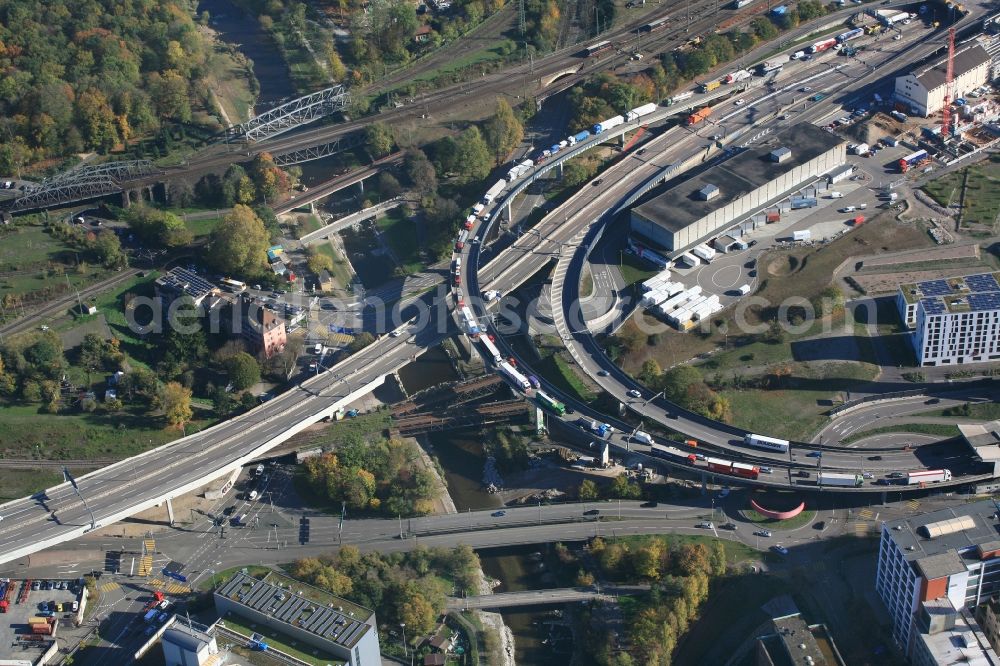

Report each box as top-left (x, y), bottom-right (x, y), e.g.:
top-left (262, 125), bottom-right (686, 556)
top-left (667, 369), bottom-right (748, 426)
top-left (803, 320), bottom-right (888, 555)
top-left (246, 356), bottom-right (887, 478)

top-left (966, 273), bottom-right (1000, 293)
top-left (918, 279), bottom-right (951, 297)
top-left (969, 293), bottom-right (1000, 311)
top-left (920, 297), bottom-right (946, 315)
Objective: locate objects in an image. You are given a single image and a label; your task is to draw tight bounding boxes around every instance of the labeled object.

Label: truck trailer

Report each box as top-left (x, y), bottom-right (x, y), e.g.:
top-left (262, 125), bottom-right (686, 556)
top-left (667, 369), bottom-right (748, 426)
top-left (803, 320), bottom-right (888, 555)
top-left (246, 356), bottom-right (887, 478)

top-left (632, 431), bottom-right (654, 445)
top-left (692, 244), bottom-right (716, 262)
top-left (687, 107), bottom-right (712, 125)
top-left (898, 150), bottom-right (929, 172)
top-left (819, 472), bottom-right (863, 487)
top-left (726, 69), bottom-right (752, 84)
top-left (700, 80), bottom-right (722, 93)
top-left (593, 115), bottom-right (625, 134)
top-left (627, 103), bottom-right (658, 121)
top-left (809, 38), bottom-right (837, 53)
top-left (482, 180), bottom-right (506, 204)
top-left (499, 361), bottom-right (531, 391)
top-left (906, 469), bottom-right (952, 485)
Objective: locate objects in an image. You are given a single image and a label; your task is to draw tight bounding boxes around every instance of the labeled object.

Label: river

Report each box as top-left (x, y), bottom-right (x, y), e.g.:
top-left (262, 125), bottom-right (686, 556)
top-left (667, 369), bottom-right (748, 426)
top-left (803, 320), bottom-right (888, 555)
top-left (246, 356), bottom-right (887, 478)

top-left (198, 0), bottom-right (297, 109)
top-left (479, 545), bottom-right (574, 665)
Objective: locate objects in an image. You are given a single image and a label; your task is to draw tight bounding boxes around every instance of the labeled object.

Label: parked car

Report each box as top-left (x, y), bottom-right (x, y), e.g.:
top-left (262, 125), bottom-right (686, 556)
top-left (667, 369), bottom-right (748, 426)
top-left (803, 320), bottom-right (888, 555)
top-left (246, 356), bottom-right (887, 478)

top-left (888, 472), bottom-right (906, 478)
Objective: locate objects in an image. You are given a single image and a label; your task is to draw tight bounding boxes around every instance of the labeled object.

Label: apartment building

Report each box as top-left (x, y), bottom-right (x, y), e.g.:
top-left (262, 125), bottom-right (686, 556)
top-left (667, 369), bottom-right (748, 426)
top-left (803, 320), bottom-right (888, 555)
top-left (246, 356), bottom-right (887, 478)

top-left (895, 272), bottom-right (1000, 366)
top-left (876, 500), bottom-right (1000, 663)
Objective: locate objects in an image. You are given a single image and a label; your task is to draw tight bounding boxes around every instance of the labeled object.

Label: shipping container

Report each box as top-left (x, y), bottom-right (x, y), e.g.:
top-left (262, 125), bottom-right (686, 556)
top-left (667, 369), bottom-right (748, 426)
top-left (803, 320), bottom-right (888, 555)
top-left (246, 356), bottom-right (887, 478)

top-left (744, 433), bottom-right (790, 453)
top-left (766, 211), bottom-right (781, 223)
top-left (668, 91), bottom-right (694, 105)
top-left (790, 196), bottom-right (818, 209)
top-left (627, 103), bottom-right (658, 121)
top-left (691, 244), bottom-right (716, 262)
top-left (851, 215), bottom-right (866, 226)
top-left (793, 229), bottom-right (812, 241)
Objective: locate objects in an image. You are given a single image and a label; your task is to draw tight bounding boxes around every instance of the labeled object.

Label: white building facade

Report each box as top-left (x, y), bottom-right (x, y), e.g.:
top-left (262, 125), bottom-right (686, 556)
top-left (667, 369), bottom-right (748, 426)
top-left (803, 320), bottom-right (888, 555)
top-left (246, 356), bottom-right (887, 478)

top-left (894, 43), bottom-right (992, 117)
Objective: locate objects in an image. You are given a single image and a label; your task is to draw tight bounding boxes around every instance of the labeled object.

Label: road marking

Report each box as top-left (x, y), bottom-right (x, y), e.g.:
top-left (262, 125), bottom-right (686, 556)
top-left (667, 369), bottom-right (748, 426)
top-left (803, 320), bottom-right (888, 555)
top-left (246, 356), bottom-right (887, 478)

top-left (905, 499), bottom-right (920, 512)
top-left (99, 581), bottom-right (120, 593)
top-left (858, 508), bottom-right (874, 520)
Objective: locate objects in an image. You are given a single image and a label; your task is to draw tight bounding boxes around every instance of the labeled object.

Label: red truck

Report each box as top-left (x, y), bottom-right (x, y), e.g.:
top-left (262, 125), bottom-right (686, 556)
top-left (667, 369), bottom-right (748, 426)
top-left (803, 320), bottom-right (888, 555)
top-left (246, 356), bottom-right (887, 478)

top-left (687, 107), bottom-right (712, 126)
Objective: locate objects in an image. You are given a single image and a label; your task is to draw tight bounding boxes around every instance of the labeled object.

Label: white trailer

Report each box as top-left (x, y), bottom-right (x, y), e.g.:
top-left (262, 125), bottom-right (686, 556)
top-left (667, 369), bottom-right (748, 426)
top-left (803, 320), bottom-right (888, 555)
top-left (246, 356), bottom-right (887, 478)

top-left (692, 244), bottom-right (716, 262)
top-left (793, 229), bottom-right (812, 242)
top-left (657, 286), bottom-right (702, 314)
top-left (906, 469), bottom-right (952, 485)
top-left (677, 252), bottom-right (700, 267)
top-left (818, 472), bottom-right (863, 487)
top-left (482, 180), bottom-right (507, 204)
top-left (479, 336), bottom-right (503, 364)
top-left (668, 308), bottom-right (695, 327)
top-left (498, 361), bottom-right (530, 390)
top-left (626, 103), bottom-right (658, 121)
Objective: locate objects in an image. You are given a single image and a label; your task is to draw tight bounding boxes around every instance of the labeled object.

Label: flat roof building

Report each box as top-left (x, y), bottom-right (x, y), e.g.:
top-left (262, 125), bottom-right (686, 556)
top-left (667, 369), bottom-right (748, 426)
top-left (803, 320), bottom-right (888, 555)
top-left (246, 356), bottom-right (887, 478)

top-left (629, 123), bottom-right (845, 254)
top-left (161, 622), bottom-right (219, 666)
top-left (755, 611), bottom-right (846, 666)
top-left (894, 42), bottom-right (992, 117)
top-left (895, 272), bottom-right (1000, 366)
top-left (155, 267), bottom-right (220, 309)
top-left (961, 422), bottom-right (1000, 477)
top-left (214, 571), bottom-right (380, 666)
top-left (876, 500), bottom-right (1000, 662)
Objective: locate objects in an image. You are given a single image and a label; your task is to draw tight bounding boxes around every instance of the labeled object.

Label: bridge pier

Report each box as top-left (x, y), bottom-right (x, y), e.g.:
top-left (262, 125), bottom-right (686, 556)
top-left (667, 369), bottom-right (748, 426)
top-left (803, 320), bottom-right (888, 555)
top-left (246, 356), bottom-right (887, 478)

top-left (557, 162), bottom-right (564, 179)
top-left (165, 498), bottom-right (176, 526)
top-left (504, 199), bottom-right (512, 224)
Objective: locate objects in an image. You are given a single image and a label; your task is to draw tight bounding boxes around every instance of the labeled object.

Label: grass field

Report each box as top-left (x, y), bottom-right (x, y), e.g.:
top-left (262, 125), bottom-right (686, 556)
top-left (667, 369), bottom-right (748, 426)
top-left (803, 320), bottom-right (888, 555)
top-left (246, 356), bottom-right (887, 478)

top-left (606, 533), bottom-right (761, 566)
top-left (198, 565), bottom-right (272, 592)
top-left (618, 251), bottom-right (659, 287)
top-left (315, 242), bottom-right (353, 290)
top-left (183, 215), bottom-right (222, 237)
top-left (920, 402), bottom-right (1000, 420)
top-left (924, 154), bottom-right (1000, 232)
top-left (0, 403), bottom-right (212, 461)
top-left (0, 469), bottom-right (63, 501)
top-left (376, 209), bottom-right (423, 275)
top-left (841, 422), bottom-right (960, 444)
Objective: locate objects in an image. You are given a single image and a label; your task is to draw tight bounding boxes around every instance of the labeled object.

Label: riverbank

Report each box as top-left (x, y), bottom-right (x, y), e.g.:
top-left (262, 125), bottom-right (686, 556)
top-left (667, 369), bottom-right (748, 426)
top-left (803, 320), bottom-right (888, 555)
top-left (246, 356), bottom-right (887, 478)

top-left (474, 569), bottom-right (516, 666)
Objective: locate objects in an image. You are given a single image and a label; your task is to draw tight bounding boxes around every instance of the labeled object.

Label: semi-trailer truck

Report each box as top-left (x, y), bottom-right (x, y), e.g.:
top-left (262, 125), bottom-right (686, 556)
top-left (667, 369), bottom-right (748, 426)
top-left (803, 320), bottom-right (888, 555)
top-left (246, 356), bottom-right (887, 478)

top-left (626, 103), bottom-right (658, 121)
top-left (700, 80), bottom-right (722, 93)
top-left (687, 107), bottom-right (712, 125)
top-left (482, 180), bottom-right (506, 204)
top-left (725, 69), bottom-right (752, 84)
top-left (898, 150), bottom-right (929, 172)
top-left (906, 469), bottom-right (952, 484)
top-left (809, 38), bottom-right (837, 53)
top-left (592, 115), bottom-right (625, 134)
top-left (819, 472), bottom-right (863, 487)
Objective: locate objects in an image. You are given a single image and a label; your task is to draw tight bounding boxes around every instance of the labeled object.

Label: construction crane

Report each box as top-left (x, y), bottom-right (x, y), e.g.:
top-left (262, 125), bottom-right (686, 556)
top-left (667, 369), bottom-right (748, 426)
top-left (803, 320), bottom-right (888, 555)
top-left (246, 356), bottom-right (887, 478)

top-left (941, 26), bottom-right (956, 137)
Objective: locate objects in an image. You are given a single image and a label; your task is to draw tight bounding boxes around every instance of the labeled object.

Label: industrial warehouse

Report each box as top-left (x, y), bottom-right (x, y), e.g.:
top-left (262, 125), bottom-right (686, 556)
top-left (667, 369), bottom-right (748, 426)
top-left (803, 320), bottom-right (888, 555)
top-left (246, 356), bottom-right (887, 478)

top-left (628, 123), bottom-right (846, 255)
top-left (894, 41), bottom-right (993, 117)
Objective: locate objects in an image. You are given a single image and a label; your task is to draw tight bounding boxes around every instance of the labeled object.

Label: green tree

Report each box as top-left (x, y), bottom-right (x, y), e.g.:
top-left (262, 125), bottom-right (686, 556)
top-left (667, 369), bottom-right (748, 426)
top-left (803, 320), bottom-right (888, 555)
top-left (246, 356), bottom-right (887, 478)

top-left (562, 161), bottom-right (591, 187)
top-left (307, 247), bottom-right (335, 275)
top-left (609, 473), bottom-right (642, 500)
top-left (484, 98), bottom-right (524, 164)
top-left (661, 365), bottom-right (703, 403)
top-left (349, 332), bottom-right (376, 353)
top-left (365, 122), bottom-right (395, 158)
top-left (453, 127), bottom-right (492, 183)
top-left (639, 359), bottom-right (662, 386)
top-left (404, 149), bottom-right (437, 195)
top-left (579, 479), bottom-right (600, 500)
top-left (148, 70), bottom-right (192, 121)
top-left (208, 205), bottom-right (270, 276)
top-left (225, 352), bottom-right (261, 391)
top-left (751, 16), bottom-right (779, 40)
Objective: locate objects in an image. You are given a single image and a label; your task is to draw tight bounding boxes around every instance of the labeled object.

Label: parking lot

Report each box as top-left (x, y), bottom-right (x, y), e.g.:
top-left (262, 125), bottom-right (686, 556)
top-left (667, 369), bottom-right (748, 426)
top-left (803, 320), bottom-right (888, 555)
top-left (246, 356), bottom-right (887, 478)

top-left (0, 578), bottom-right (83, 662)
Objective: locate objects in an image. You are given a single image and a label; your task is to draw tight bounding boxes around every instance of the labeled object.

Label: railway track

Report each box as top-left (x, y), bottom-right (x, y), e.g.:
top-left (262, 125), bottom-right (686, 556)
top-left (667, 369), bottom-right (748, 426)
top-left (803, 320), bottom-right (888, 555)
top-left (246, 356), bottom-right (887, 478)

top-left (0, 268), bottom-right (141, 338)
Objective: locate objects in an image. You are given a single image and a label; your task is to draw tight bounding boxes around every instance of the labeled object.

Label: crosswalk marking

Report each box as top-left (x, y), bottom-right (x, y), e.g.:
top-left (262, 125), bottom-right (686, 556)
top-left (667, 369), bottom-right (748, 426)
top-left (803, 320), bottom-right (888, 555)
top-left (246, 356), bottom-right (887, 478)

top-left (165, 583), bottom-right (190, 595)
top-left (858, 508), bottom-right (874, 520)
top-left (905, 499), bottom-right (920, 511)
top-left (852, 521), bottom-right (873, 536)
top-left (99, 582), bottom-right (120, 593)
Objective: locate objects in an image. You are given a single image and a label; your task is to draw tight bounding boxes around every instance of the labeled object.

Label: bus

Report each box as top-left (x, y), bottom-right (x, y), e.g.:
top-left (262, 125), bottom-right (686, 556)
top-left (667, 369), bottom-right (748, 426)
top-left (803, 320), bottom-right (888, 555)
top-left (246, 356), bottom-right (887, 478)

top-left (535, 390), bottom-right (566, 415)
top-left (744, 433), bottom-right (790, 453)
top-left (584, 41), bottom-right (613, 58)
top-left (220, 278), bottom-right (247, 293)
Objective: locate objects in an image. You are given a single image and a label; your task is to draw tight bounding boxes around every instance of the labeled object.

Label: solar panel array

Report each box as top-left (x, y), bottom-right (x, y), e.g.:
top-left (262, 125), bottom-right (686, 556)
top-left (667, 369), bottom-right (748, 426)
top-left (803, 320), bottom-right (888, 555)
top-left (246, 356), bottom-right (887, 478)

top-left (217, 573), bottom-right (372, 649)
top-left (969, 292), bottom-right (1000, 312)
top-left (159, 268), bottom-right (216, 298)
top-left (920, 297), bottom-right (946, 315)
top-left (917, 279), bottom-right (951, 297)
top-left (966, 273), bottom-right (1000, 293)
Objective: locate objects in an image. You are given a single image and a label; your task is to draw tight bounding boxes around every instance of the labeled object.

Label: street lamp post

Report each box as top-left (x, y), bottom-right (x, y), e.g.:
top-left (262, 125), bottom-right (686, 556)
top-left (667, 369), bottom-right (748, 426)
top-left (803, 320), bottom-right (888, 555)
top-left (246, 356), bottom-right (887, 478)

top-left (400, 623), bottom-right (407, 657)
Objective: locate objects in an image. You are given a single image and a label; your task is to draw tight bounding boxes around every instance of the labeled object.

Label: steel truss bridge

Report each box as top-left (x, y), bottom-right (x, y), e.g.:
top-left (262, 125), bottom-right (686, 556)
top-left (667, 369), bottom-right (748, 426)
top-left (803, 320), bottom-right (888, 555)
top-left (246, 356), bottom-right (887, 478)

top-left (233, 85), bottom-right (351, 143)
top-left (5, 160), bottom-right (161, 212)
top-left (270, 132), bottom-right (365, 167)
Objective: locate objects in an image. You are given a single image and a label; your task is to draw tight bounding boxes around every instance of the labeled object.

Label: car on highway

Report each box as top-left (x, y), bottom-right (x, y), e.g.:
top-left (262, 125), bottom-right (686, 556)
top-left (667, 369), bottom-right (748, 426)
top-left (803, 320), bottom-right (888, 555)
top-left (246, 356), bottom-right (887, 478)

top-left (888, 472), bottom-right (906, 478)
top-left (721, 522), bottom-right (738, 530)
top-left (863, 472), bottom-right (875, 479)
top-left (597, 370), bottom-right (609, 377)
top-left (868, 455), bottom-right (882, 461)
top-left (806, 451), bottom-right (822, 457)
top-left (925, 398), bottom-right (940, 404)
top-left (593, 179), bottom-right (604, 186)
top-left (696, 521), bottom-right (714, 529)
top-left (223, 505), bottom-right (236, 516)
top-left (717, 488), bottom-right (730, 498)
top-left (627, 389), bottom-right (642, 398)
top-left (771, 545), bottom-right (789, 555)
top-left (637, 148), bottom-right (647, 155)
top-left (759, 466), bottom-right (773, 474)
top-left (813, 521), bottom-right (826, 530)
top-left (640, 501), bottom-right (658, 508)
top-left (800, 86), bottom-right (812, 92)
top-left (390, 330), bottom-right (402, 337)
top-left (584, 509), bottom-right (601, 516)
top-left (754, 529), bottom-right (772, 538)
top-left (491, 510), bottom-right (507, 518)
top-left (734, 98), bottom-right (746, 106)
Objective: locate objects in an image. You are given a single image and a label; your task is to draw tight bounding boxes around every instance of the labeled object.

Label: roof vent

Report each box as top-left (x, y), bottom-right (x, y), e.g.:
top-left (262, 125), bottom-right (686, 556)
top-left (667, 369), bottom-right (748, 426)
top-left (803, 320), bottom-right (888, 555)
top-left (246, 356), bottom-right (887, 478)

top-left (770, 147), bottom-right (792, 163)
top-left (698, 184), bottom-right (720, 200)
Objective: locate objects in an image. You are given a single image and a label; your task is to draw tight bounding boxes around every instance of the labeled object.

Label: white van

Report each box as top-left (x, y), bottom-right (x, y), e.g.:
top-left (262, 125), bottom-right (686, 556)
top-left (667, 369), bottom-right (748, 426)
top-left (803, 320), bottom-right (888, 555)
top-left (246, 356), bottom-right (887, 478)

top-left (839, 206), bottom-right (857, 213)
top-left (827, 191), bottom-right (844, 199)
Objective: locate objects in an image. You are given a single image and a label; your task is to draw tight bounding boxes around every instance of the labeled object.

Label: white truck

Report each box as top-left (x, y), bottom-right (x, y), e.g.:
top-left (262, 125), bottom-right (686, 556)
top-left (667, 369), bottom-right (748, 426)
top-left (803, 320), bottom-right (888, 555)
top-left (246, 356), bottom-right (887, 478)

top-left (482, 180), bottom-right (507, 204)
top-left (818, 472), bottom-right (863, 487)
top-left (632, 431), bottom-right (654, 445)
top-left (906, 469), bottom-right (952, 485)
